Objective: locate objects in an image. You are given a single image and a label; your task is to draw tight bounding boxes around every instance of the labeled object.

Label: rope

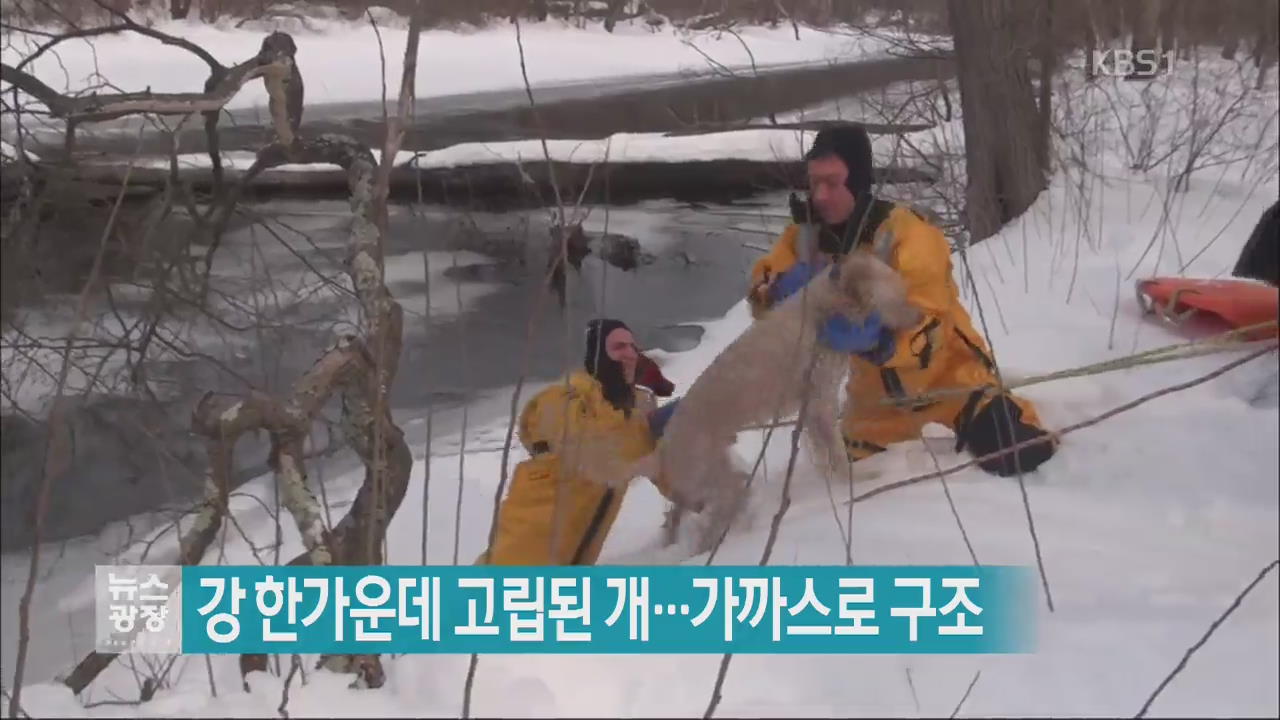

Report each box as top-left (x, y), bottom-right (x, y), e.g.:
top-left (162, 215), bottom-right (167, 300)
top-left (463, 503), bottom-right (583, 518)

top-left (745, 319), bottom-right (1279, 432)
top-left (414, 321), bottom-right (1278, 447)
top-left (907, 319), bottom-right (1279, 404)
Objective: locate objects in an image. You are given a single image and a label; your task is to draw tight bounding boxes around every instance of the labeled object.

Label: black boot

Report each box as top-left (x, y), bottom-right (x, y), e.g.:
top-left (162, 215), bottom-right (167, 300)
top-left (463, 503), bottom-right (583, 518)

top-left (954, 392), bottom-right (1056, 477)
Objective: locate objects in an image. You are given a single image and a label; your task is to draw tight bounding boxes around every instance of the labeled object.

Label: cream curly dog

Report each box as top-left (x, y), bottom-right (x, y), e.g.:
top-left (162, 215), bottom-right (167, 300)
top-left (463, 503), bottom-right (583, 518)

top-left (626, 247), bottom-right (921, 554)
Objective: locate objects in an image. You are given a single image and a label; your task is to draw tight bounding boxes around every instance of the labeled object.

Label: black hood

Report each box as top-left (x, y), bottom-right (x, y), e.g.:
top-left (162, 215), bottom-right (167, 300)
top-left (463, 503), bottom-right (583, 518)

top-left (805, 123), bottom-right (874, 198)
top-left (794, 123), bottom-right (890, 256)
top-left (584, 318), bottom-right (635, 415)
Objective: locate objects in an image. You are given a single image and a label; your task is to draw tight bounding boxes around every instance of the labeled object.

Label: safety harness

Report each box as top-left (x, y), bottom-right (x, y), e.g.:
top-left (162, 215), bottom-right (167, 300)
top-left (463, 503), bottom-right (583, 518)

top-left (795, 205), bottom-right (998, 423)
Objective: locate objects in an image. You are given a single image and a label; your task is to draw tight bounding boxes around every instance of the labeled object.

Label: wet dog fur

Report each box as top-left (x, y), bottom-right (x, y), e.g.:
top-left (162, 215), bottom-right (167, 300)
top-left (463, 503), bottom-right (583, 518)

top-left (626, 248), bottom-right (921, 555)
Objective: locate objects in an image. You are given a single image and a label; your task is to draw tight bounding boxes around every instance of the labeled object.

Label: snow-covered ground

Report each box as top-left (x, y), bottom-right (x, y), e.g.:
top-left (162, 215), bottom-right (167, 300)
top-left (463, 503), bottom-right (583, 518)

top-left (4, 45), bottom-right (1279, 720)
top-left (0, 14), bottom-right (893, 118)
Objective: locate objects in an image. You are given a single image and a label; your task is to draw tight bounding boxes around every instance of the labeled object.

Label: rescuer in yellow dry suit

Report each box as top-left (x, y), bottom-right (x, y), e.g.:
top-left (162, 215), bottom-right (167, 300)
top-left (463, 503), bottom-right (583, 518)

top-left (748, 124), bottom-right (1058, 476)
top-left (477, 318), bottom-right (681, 565)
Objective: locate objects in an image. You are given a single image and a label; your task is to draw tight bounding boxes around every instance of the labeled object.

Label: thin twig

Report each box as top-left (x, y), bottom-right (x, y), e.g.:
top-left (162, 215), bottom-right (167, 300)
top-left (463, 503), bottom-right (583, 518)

top-left (413, 59), bottom-right (433, 569)
top-left (204, 656), bottom-right (218, 699)
top-left (905, 666), bottom-right (921, 714)
top-left (278, 654), bottom-right (301, 719)
top-left (704, 353), bottom-right (823, 719)
top-left (460, 254), bottom-right (568, 720)
top-left (954, 237), bottom-right (1054, 612)
top-left (451, 249), bottom-right (469, 567)
top-left (1134, 559), bottom-right (1279, 718)
top-left (366, 9), bottom-right (389, 134)
top-left (9, 129), bottom-right (143, 719)
top-left (463, 14), bottom-right (576, 718)
top-left (924, 433), bottom-right (979, 566)
top-left (950, 670), bottom-right (981, 718)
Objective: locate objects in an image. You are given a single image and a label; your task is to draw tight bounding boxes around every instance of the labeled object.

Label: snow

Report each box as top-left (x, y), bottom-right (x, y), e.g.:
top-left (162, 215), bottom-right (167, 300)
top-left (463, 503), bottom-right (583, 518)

top-left (0, 138), bottom-right (39, 162)
top-left (405, 128), bottom-right (820, 167)
top-left (4, 42), bottom-right (1280, 720)
top-left (0, 16), bottom-right (890, 116)
top-left (85, 124), bottom-right (899, 173)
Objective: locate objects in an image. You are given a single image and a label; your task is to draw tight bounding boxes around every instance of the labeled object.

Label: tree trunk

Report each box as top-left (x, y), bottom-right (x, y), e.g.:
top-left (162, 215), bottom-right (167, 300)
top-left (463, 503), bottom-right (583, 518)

top-left (948, 0), bottom-right (1049, 243)
top-left (813, 0), bottom-right (833, 26)
top-left (1219, 0), bottom-right (1240, 59)
top-left (1129, 0), bottom-right (1160, 55)
top-left (1158, 0), bottom-right (1180, 59)
top-left (170, 0), bottom-right (192, 20)
top-left (1127, 0), bottom-right (1160, 78)
top-left (604, 0), bottom-right (627, 31)
top-left (1037, 0), bottom-right (1055, 171)
top-left (1084, 0), bottom-right (1098, 79)
top-left (1250, 0), bottom-right (1278, 78)
top-left (1099, 0), bottom-right (1124, 44)
top-left (834, 0), bottom-right (859, 24)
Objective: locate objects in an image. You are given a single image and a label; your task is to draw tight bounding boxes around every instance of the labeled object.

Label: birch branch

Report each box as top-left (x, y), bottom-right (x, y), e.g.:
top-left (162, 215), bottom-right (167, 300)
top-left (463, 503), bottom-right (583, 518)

top-left (1, 51), bottom-right (277, 123)
top-left (55, 20), bottom-right (419, 694)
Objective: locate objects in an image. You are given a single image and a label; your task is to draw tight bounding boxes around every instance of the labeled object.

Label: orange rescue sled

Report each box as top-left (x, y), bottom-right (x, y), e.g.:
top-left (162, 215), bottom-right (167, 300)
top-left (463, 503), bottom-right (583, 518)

top-left (1135, 277), bottom-right (1279, 340)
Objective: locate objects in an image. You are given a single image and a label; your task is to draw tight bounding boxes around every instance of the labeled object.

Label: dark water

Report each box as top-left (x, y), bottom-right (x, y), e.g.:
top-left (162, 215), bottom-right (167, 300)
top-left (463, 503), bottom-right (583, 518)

top-left (0, 191), bottom-right (794, 551)
top-left (390, 198), bottom-right (776, 402)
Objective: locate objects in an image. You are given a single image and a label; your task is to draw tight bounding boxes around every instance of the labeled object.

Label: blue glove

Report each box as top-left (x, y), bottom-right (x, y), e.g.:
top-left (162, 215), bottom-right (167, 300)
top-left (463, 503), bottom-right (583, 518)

top-left (819, 311), bottom-right (895, 364)
top-left (648, 399), bottom-right (681, 440)
top-left (769, 261), bottom-right (825, 304)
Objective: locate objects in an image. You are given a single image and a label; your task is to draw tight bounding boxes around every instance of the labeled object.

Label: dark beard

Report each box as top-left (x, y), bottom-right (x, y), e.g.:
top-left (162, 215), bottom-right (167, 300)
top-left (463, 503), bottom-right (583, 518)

top-left (594, 358), bottom-right (635, 417)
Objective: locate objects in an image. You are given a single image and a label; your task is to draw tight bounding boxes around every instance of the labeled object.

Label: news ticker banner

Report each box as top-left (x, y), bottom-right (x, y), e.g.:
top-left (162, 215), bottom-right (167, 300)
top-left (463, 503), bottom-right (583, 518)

top-left (95, 564), bottom-right (1038, 656)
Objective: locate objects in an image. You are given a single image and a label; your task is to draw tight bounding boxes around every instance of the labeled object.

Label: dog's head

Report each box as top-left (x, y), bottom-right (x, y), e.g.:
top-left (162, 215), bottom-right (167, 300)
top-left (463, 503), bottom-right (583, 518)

top-left (830, 251), bottom-right (922, 330)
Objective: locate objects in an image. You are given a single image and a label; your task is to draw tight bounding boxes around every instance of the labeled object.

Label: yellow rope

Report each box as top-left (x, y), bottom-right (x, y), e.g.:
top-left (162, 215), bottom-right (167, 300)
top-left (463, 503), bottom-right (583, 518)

top-left (893, 319), bottom-right (1279, 407)
top-left (745, 319), bottom-right (1279, 431)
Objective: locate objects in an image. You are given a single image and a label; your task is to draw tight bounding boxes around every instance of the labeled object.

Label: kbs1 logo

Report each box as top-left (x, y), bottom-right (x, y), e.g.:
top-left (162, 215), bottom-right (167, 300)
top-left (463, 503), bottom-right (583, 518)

top-left (1092, 48), bottom-right (1176, 79)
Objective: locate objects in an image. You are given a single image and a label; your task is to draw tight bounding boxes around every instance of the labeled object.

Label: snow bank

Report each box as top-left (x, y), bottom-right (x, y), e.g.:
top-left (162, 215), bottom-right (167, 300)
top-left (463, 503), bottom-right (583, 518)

top-left (107, 129), bottom-right (819, 172)
top-left (79, 124), bottom-right (921, 174)
top-left (408, 129), bottom-right (815, 167)
top-left (0, 17), bottom-right (888, 114)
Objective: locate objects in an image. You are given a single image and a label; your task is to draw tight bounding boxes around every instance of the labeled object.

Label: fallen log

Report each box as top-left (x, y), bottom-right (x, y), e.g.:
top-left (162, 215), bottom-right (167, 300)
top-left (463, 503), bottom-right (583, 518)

top-left (51, 157), bottom-right (938, 210)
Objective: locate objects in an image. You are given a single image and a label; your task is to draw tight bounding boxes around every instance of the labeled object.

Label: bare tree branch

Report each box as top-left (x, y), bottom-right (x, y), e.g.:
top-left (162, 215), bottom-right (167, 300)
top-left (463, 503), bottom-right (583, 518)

top-left (1134, 558), bottom-right (1280, 718)
top-left (10, 128), bottom-right (146, 720)
top-left (2, 49), bottom-right (276, 124)
top-left (950, 670), bottom-right (982, 718)
top-left (51, 10), bottom-right (423, 693)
